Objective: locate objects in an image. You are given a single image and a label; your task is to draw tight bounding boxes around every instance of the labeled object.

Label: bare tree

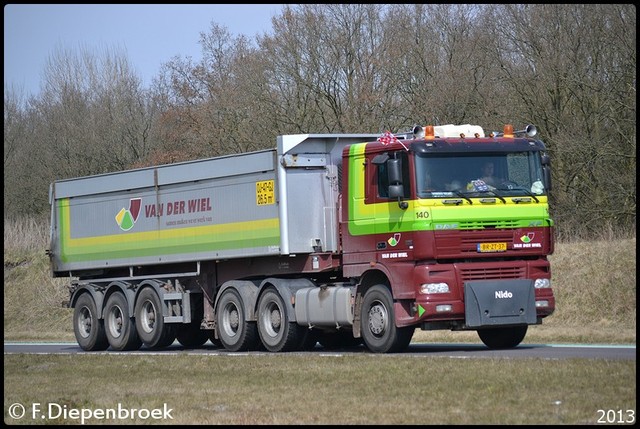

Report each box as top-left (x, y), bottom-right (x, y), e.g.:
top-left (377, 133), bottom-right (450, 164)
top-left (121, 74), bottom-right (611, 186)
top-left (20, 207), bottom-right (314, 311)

top-left (4, 4), bottom-right (635, 238)
top-left (3, 84), bottom-right (27, 170)
top-left (3, 44), bottom-right (155, 218)
top-left (4, 84), bottom-right (34, 217)
top-left (484, 4), bottom-right (636, 238)
top-left (34, 44), bottom-right (154, 176)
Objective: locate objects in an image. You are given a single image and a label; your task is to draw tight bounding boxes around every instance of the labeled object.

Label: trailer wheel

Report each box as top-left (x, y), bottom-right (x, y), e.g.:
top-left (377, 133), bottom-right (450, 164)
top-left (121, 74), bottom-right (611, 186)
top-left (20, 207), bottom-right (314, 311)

top-left (360, 284), bottom-right (414, 353)
top-left (104, 291), bottom-right (142, 351)
top-left (257, 288), bottom-right (303, 352)
top-left (477, 325), bottom-right (528, 349)
top-left (73, 293), bottom-right (109, 351)
top-left (216, 288), bottom-right (258, 352)
top-left (135, 288), bottom-right (176, 349)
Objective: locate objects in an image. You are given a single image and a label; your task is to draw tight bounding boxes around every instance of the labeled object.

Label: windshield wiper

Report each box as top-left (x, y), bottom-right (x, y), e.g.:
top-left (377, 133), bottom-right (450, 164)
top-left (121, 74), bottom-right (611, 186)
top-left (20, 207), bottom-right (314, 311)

top-left (452, 190), bottom-right (473, 205)
top-left (497, 186), bottom-right (540, 203)
top-left (481, 189), bottom-right (506, 204)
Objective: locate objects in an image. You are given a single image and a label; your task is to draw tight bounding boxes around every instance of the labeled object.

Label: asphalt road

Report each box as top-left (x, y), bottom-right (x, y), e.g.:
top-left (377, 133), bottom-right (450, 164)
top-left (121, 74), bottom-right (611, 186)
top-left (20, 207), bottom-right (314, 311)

top-left (3, 341), bottom-right (636, 360)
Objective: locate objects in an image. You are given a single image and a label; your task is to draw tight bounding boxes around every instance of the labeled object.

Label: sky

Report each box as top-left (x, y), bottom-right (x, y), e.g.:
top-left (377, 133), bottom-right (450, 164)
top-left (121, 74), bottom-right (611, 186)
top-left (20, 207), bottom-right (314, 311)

top-left (4, 4), bottom-right (284, 98)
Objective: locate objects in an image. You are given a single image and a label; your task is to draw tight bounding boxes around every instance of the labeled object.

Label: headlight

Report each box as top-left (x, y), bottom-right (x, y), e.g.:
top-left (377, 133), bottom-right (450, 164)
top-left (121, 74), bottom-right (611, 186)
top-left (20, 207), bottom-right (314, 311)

top-left (534, 278), bottom-right (551, 289)
top-left (420, 283), bottom-right (450, 294)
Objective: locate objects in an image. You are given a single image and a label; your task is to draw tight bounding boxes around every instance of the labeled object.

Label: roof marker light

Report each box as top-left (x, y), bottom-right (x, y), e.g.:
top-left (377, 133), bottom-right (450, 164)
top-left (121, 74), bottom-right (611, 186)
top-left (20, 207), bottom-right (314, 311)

top-left (503, 124), bottom-right (514, 138)
top-left (425, 125), bottom-right (435, 140)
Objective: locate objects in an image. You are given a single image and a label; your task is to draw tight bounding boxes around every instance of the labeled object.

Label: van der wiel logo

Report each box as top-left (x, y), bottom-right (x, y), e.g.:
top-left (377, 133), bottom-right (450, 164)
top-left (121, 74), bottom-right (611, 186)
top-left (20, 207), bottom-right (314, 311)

top-left (387, 233), bottom-right (401, 247)
top-left (520, 232), bottom-right (535, 243)
top-left (115, 198), bottom-right (141, 231)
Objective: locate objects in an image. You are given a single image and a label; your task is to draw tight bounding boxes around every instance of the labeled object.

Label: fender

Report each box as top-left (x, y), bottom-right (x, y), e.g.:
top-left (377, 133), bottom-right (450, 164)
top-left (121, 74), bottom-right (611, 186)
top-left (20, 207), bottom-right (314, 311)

top-left (70, 280), bottom-right (137, 319)
top-left (69, 285), bottom-right (106, 319)
top-left (215, 280), bottom-right (261, 321)
top-left (259, 277), bottom-right (316, 322)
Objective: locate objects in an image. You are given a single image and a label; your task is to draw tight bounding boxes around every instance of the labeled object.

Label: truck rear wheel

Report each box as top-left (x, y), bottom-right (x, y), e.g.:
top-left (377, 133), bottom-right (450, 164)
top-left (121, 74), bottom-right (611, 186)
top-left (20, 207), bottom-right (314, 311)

top-left (73, 293), bottom-right (109, 351)
top-left (257, 288), bottom-right (303, 352)
top-left (104, 291), bottom-right (142, 351)
top-left (360, 284), bottom-right (414, 353)
top-left (216, 288), bottom-right (258, 352)
top-left (477, 325), bottom-right (528, 349)
top-left (135, 287), bottom-right (176, 349)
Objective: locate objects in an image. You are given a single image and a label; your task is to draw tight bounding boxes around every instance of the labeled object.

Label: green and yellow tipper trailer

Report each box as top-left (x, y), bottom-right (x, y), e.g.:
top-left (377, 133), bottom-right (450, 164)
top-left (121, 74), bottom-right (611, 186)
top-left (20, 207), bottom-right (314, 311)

top-left (49, 123), bottom-right (555, 353)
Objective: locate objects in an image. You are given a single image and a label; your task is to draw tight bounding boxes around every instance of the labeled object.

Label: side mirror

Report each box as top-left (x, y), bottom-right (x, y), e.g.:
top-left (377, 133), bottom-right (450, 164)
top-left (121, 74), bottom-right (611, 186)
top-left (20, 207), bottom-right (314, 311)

top-left (541, 154), bottom-right (550, 166)
top-left (541, 153), bottom-right (551, 191)
top-left (387, 158), bottom-right (402, 184)
top-left (387, 158), bottom-right (408, 210)
top-left (543, 166), bottom-right (552, 192)
top-left (389, 184), bottom-right (404, 198)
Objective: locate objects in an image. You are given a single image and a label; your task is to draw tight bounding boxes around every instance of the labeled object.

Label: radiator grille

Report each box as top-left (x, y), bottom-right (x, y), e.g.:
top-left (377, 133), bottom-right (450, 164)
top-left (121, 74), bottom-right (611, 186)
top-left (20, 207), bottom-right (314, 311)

top-left (460, 265), bottom-right (526, 281)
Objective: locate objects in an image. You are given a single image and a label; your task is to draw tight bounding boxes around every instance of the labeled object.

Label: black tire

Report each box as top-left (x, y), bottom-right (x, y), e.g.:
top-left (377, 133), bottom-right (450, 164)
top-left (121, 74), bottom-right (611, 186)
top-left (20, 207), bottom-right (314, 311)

top-left (360, 284), bottom-right (414, 353)
top-left (477, 325), bottom-right (528, 349)
top-left (207, 330), bottom-right (223, 347)
top-left (256, 288), bottom-right (303, 352)
top-left (73, 293), bottom-right (109, 351)
top-left (104, 291), bottom-right (142, 351)
top-left (135, 287), bottom-right (176, 349)
top-left (176, 323), bottom-right (209, 348)
top-left (216, 288), bottom-right (259, 352)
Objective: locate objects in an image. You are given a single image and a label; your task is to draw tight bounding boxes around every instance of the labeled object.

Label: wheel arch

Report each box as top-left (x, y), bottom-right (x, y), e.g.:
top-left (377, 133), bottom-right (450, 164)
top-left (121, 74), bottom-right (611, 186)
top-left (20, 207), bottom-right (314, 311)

top-left (215, 280), bottom-right (261, 321)
top-left (357, 269), bottom-right (391, 295)
top-left (353, 269), bottom-right (392, 338)
top-left (103, 281), bottom-right (137, 317)
top-left (70, 281), bottom-right (135, 319)
top-left (258, 277), bottom-right (316, 323)
top-left (70, 286), bottom-right (104, 318)
top-left (133, 279), bottom-right (168, 317)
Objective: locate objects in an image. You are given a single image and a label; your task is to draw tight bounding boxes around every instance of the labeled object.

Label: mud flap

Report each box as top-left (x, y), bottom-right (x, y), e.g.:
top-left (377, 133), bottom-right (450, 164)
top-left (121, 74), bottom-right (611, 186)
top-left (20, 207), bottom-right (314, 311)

top-left (464, 280), bottom-right (536, 328)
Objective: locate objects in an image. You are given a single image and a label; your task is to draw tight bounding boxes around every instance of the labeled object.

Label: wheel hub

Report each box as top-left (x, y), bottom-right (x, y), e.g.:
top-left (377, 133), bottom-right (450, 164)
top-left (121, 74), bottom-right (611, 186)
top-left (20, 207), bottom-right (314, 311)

top-left (269, 308), bottom-right (281, 330)
top-left (368, 304), bottom-right (387, 336)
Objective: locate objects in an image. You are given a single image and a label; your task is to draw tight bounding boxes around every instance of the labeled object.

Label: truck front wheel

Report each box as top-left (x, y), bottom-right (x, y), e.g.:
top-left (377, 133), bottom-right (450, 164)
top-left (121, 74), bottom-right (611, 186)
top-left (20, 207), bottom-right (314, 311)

top-left (73, 293), bottom-right (109, 351)
top-left (360, 284), bottom-right (414, 353)
top-left (135, 288), bottom-right (176, 349)
top-left (104, 291), bottom-right (142, 351)
top-left (216, 288), bottom-right (258, 352)
top-left (477, 325), bottom-right (528, 349)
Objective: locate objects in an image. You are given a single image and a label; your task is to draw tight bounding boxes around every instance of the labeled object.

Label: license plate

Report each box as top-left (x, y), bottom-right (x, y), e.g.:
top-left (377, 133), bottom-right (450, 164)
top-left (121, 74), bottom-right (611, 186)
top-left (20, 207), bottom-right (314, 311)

top-left (477, 242), bottom-right (507, 253)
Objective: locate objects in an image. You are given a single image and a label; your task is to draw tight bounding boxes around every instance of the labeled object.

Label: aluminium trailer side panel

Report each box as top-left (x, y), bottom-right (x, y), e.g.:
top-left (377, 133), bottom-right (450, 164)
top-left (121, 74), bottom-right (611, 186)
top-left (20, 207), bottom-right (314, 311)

top-left (50, 150), bottom-right (282, 276)
top-left (49, 133), bottom-right (385, 276)
top-left (276, 133), bottom-right (381, 254)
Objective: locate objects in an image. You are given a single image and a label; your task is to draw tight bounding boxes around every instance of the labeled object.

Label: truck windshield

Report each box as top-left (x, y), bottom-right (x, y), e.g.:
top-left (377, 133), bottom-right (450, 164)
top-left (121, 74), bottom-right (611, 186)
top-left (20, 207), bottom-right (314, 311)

top-left (415, 151), bottom-right (546, 198)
